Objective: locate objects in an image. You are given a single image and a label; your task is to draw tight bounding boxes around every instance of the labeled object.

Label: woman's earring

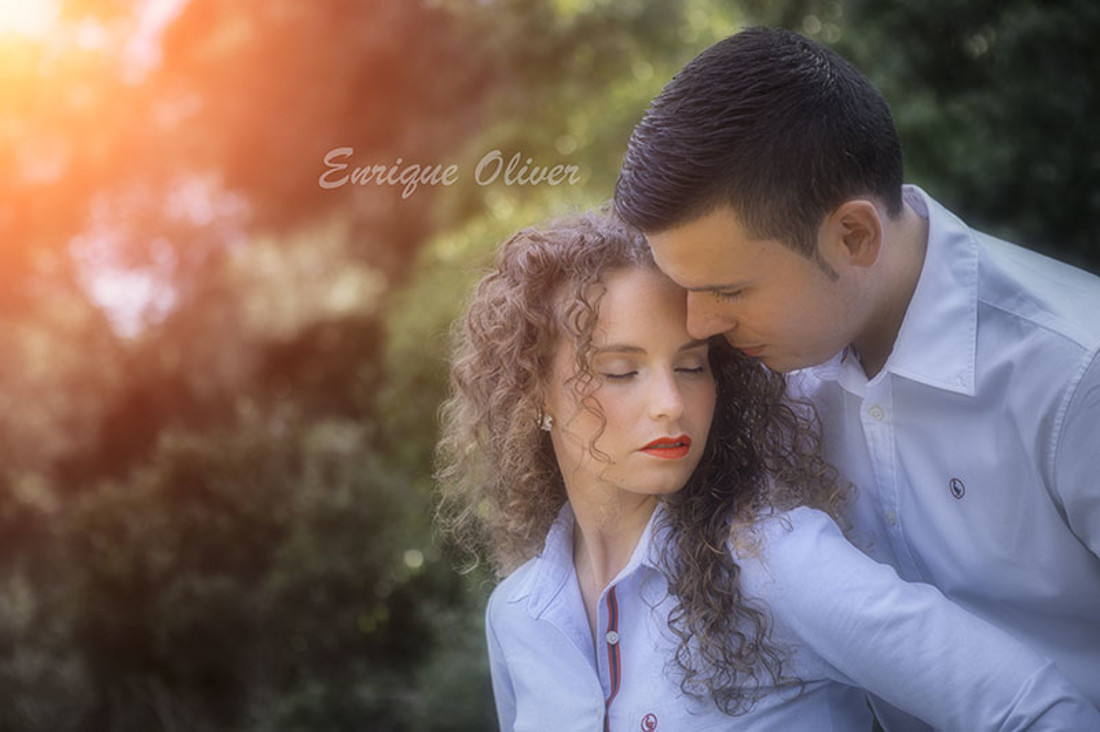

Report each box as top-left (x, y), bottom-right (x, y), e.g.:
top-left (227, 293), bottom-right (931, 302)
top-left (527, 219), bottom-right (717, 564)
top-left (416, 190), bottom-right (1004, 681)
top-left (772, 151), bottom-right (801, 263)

top-left (539, 413), bottom-right (554, 432)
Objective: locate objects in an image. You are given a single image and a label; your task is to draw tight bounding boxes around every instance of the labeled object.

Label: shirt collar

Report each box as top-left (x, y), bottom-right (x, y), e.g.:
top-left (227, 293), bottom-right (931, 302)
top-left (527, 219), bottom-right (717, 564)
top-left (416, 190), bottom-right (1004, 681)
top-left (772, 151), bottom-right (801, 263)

top-left (804, 347), bottom-right (851, 383)
top-left (887, 185), bottom-right (978, 396)
top-left (805, 185), bottom-right (978, 396)
top-left (509, 501), bottom-right (666, 618)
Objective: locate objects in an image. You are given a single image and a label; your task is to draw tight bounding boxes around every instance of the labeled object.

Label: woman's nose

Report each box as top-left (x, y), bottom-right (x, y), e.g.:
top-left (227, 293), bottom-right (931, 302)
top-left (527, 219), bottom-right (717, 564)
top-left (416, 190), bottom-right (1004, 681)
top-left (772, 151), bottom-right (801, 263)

top-left (648, 369), bottom-right (685, 421)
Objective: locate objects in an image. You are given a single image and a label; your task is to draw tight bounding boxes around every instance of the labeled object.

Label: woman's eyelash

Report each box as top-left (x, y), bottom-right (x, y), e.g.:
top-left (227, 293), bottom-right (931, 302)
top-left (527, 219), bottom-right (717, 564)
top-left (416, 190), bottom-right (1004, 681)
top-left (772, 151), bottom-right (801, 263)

top-left (602, 367), bottom-right (705, 379)
top-left (713, 290), bottom-right (742, 302)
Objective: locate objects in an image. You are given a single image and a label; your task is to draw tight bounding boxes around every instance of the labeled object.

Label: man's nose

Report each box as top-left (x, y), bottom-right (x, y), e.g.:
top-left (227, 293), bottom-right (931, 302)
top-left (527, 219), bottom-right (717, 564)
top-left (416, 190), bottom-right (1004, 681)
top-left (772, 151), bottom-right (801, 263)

top-left (686, 292), bottom-right (734, 340)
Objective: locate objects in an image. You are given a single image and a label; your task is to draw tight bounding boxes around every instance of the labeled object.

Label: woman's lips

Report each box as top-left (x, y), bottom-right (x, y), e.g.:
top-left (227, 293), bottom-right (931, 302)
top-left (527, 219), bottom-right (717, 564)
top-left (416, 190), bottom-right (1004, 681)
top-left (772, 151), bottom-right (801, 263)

top-left (641, 435), bottom-right (692, 460)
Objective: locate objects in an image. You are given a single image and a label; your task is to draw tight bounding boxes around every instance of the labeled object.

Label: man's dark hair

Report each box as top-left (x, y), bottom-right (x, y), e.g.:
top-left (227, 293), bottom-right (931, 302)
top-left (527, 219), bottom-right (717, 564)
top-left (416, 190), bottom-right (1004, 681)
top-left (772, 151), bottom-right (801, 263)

top-left (615, 27), bottom-right (904, 258)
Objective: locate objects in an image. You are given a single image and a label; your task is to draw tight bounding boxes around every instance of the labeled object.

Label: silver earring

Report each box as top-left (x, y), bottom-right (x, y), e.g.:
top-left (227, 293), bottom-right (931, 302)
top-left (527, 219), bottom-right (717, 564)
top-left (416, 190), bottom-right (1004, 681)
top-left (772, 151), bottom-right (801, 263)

top-left (539, 413), bottom-right (553, 432)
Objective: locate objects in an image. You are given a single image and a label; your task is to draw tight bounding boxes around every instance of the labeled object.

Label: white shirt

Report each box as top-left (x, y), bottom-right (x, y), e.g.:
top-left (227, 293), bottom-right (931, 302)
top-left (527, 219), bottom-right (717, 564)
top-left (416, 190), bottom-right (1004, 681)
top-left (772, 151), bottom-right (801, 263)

top-left (791, 185), bottom-right (1100, 729)
top-left (486, 503), bottom-right (1099, 731)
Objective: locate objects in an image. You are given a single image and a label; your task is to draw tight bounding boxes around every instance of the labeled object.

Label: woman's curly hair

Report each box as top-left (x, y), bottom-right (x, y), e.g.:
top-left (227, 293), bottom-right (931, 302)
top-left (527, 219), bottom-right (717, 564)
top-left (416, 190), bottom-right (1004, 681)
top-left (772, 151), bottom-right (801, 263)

top-left (435, 209), bottom-right (848, 714)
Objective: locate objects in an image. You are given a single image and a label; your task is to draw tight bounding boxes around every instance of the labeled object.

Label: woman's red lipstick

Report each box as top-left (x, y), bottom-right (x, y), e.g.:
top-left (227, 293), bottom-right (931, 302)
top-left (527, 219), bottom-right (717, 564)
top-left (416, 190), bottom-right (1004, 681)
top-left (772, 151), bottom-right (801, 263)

top-left (641, 435), bottom-right (692, 459)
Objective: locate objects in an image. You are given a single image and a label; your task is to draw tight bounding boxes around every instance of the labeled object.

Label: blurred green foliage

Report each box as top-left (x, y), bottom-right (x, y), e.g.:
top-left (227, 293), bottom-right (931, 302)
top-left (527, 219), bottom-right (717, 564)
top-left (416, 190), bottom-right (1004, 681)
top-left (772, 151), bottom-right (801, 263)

top-left (0, 1), bottom-right (1096, 730)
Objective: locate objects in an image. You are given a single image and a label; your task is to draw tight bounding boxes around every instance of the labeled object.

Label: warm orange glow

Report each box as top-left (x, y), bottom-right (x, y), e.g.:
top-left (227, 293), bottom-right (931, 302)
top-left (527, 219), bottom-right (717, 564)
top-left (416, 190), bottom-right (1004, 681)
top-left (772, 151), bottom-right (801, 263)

top-left (0, 0), bottom-right (57, 38)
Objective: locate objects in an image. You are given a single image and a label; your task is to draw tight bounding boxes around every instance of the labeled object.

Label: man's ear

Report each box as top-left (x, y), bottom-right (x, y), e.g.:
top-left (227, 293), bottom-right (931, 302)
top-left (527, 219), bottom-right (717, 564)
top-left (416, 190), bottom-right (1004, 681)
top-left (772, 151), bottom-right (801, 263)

top-left (822, 199), bottom-right (883, 269)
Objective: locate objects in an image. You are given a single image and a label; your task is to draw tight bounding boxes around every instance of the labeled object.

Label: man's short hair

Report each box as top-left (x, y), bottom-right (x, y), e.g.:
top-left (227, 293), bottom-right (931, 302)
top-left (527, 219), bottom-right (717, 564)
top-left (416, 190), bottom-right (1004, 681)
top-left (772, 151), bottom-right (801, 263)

top-left (615, 27), bottom-right (904, 258)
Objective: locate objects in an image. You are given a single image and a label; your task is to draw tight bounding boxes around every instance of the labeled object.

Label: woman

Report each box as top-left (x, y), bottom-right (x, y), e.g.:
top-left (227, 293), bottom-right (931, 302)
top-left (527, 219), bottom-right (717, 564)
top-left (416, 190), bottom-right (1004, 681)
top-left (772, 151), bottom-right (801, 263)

top-left (435, 211), bottom-right (1097, 730)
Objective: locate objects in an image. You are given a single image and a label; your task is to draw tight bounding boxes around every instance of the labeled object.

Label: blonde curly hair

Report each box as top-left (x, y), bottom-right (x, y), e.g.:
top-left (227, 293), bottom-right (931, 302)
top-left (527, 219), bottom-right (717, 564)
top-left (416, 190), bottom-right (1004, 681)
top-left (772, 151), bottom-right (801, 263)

top-left (435, 209), bottom-right (847, 714)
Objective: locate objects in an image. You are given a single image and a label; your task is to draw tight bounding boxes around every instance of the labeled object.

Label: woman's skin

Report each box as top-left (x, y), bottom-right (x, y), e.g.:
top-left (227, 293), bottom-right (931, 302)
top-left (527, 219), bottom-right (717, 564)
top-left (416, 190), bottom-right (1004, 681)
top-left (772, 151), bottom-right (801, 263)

top-left (542, 266), bottom-right (716, 643)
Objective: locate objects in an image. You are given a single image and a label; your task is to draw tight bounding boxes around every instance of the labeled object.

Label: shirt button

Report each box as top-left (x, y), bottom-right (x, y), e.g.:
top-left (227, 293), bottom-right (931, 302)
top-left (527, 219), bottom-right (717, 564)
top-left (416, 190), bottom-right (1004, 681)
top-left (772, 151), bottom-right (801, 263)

top-left (606, 630), bottom-right (619, 645)
top-left (885, 509), bottom-right (898, 526)
top-left (868, 405), bottom-right (885, 421)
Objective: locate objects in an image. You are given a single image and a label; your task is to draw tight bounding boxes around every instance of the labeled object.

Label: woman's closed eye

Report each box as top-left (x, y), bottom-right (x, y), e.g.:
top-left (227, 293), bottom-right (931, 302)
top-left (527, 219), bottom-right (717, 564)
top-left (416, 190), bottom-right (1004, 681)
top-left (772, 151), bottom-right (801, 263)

top-left (595, 355), bottom-right (638, 380)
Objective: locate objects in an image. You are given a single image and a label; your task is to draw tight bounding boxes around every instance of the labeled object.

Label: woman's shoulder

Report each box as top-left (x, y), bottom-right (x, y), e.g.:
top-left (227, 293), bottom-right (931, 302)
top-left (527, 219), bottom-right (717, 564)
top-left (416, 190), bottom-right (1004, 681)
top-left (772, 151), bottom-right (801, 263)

top-left (487, 505), bottom-right (581, 634)
top-left (486, 556), bottom-right (540, 616)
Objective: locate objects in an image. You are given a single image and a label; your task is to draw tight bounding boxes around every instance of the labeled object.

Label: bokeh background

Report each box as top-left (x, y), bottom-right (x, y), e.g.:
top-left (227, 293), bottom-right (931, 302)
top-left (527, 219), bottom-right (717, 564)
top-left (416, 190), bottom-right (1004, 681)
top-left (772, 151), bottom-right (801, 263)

top-left (2, 0), bottom-right (1097, 729)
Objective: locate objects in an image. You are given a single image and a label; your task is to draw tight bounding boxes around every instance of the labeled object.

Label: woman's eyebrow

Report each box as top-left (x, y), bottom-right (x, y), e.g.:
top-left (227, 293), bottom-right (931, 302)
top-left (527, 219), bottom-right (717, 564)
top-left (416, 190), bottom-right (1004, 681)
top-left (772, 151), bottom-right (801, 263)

top-left (593, 344), bottom-right (644, 355)
top-left (679, 339), bottom-right (709, 351)
top-left (593, 339), bottom-right (708, 355)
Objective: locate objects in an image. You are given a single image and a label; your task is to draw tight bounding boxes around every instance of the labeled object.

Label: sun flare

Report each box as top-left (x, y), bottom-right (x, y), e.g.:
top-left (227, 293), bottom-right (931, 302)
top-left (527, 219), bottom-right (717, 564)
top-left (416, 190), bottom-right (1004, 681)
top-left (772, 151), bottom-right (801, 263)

top-left (0, 1), bottom-right (57, 38)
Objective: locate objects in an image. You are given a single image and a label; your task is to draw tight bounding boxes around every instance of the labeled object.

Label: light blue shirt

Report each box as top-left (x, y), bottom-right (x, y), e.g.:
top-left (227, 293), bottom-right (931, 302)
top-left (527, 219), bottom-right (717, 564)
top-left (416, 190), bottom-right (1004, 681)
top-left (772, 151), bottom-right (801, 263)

top-left (792, 186), bottom-right (1100, 729)
top-left (486, 504), bottom-right (1099, 730)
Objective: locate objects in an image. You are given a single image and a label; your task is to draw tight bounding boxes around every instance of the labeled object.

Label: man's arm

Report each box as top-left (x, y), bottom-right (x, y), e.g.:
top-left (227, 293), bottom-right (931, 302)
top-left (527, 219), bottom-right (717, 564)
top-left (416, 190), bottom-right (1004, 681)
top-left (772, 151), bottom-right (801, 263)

top-left (737, 506), bottom-right (1100, 731)
top-left (1052, 348), bottom-right (1100, 555)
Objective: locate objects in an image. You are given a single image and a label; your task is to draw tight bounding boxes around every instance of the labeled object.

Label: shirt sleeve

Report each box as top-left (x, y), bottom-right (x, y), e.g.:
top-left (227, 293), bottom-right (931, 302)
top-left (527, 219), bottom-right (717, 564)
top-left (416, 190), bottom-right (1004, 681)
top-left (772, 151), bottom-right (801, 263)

top-left (485, 595), bottom-right (517, 732)
top-left (1051, 348), bottom-right (1100, 556)
top-left (736, 507), bottom-right (1100, 731)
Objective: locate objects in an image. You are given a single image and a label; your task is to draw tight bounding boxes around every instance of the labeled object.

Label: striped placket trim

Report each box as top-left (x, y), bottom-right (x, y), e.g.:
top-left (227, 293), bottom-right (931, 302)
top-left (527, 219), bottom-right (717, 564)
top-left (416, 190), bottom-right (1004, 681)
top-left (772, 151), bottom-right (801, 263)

top-left (602, 585), bottom-right (621, 732)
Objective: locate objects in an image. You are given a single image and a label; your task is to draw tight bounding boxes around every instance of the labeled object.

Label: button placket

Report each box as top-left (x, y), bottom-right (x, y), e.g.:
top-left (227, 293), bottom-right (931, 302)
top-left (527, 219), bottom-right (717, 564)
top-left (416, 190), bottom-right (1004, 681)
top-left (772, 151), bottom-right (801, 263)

top-left (860, 379), bottom-right (920, 579)
top-left (601, 585), bottom-right (623, 732)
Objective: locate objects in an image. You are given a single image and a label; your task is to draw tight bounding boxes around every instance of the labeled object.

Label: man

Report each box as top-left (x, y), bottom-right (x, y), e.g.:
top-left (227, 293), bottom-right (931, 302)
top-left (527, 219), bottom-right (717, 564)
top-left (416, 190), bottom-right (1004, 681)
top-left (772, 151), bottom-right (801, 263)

top-left (614, 26), bottom-right (1100, 729)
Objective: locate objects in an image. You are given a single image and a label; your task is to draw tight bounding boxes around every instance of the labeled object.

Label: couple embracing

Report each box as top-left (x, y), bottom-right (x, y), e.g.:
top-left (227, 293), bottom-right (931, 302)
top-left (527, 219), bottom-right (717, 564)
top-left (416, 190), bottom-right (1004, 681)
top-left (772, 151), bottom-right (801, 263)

top-left (436, 27), bottom-right (1100, 731)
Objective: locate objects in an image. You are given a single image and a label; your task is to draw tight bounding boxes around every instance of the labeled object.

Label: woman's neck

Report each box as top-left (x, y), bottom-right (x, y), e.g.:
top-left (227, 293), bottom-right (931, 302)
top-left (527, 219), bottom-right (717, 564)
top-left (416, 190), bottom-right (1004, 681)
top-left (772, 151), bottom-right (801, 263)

top-left (568, 490), bottom-right (658, 640)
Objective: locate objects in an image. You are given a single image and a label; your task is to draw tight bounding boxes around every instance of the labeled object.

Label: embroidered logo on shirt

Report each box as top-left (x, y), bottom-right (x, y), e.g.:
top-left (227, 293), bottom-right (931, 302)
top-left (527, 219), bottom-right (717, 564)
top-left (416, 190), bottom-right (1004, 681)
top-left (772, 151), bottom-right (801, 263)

top-left (640, 713), bottom-right (658, 730)
top-left (949, 477), bottom-right (966, 500)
